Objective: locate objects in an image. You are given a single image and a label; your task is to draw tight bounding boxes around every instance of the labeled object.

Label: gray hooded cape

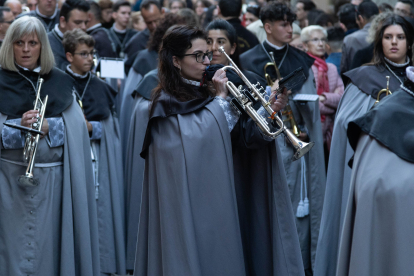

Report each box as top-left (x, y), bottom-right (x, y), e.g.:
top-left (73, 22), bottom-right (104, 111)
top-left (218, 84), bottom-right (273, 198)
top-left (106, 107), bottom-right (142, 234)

top-left (0, 100), bottom-right (100, 276)
top-left (133, 89), bottom-right (304, 275)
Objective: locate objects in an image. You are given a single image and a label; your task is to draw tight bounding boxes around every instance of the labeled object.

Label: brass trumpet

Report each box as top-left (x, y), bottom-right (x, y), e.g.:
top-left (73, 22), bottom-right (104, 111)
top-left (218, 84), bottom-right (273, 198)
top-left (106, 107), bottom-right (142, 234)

top-left (218, 46), bottom-right (314, 160)
top-left (374, 76), bottom-right (392, 106)
top-left (264, 52), bottom-right (301, 137)
top-left (4, 78), bottom-right (48, 186)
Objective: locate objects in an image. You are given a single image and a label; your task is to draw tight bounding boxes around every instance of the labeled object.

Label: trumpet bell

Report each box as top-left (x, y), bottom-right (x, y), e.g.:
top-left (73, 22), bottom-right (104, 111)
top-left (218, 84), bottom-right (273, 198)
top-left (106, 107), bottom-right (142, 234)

top-left (18, 174), bottom-right (39, 186)
top-left (293, 141), bottom-right (314, 161)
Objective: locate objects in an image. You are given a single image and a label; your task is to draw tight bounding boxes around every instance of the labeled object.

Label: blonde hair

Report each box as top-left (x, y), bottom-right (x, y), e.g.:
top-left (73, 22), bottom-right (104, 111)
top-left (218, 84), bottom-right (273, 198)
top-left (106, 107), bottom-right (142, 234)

top-left (301, 25), bottom-right (327, 42)
top-left (0, 16), bottom-right (55, 74)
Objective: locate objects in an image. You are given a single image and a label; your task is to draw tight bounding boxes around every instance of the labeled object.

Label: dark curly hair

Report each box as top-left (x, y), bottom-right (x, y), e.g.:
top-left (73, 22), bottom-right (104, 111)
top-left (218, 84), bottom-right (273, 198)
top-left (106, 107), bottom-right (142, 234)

top-left (371, 15), bottom-right (414, 66)
top-left (148, 13), bottom-right (187, 52)
top-left (260, 2), bottom-right (296, 24)
top-left (151, 25), bottom-right (213, 106)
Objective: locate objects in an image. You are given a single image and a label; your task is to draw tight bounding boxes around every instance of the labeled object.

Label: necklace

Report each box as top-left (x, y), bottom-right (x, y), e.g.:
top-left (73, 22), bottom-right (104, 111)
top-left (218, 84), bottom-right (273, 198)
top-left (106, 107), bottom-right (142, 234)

top-left (72, 72), bottom-right (92, 107)
top-left (17, 70), bottom-right (40, 92)
top-left (400, 84), bottom-right (414, 97)
top-left (385, 62), bottom-right (404, 85)
top-left (110, 27), bottom-right (128, 58)
top-left (261, 42), bottom-right (289, 72)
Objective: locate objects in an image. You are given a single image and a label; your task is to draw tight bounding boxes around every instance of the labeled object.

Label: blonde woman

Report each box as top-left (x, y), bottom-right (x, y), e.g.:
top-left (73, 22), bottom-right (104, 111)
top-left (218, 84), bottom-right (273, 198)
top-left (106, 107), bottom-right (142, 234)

top-left (0, 16), bottom-right (99, 276)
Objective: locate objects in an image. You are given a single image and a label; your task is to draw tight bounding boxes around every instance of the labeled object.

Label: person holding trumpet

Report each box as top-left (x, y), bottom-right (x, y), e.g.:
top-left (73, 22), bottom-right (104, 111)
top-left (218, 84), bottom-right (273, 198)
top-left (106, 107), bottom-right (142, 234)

top-left (0, 16), bottom-right (100, 275)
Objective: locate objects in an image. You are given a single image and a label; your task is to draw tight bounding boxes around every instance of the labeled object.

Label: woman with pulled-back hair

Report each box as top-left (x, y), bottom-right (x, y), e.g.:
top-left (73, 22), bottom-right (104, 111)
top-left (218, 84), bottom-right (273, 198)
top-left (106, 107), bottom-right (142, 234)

top-left (315, 14), bottom-right (414, 276)
top-left (134, 25), bottom-right (304, 275)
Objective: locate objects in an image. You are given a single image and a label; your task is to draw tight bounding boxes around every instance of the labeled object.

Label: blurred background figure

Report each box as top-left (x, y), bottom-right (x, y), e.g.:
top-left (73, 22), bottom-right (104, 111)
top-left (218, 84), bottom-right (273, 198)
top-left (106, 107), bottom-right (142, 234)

top-left (99, 0), bottom-right (113, 29)
top-left (16, 0), bottom-right (59, 32)
top-left (177, 7), bottom-right (198, 27)
top-left (5, 0), bottom-right (22, 17)
top-left (314, 12), bottom-right (334, 29)
top-left (169, 0), bottom-right (186, 13)
top-left (0, 7), bottom-right (14, 47)
top-left (325, 26), bottom-right (345, 74)
top-left (130, 11), bottom-right (146, 31)
top-left (394, 0), bottom-right (414, 17)
top-left (244, 3), bottom-right (260, 27)
top-left (194, 0), bottom-right (211, 24)
top-left (378, 2), bottom-right (393, 13)
top-left (302, 25), bottom-right (344, 157)
top-left (25, 0), bottom-right (37, 11)
top-left (337, 3), bottom-right (358, 36)
top-left (295, 0), bottom-right (316, 28)
top-left (289, 22), bottom-right (304, 51)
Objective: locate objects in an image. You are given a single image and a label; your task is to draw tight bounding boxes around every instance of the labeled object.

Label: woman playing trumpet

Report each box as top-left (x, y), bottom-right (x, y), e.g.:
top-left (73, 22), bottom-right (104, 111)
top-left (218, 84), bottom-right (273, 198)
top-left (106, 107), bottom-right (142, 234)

top-left (134, 25), bottom-right (304, 275)
top-left (0, 17), bottom-right (99, 275)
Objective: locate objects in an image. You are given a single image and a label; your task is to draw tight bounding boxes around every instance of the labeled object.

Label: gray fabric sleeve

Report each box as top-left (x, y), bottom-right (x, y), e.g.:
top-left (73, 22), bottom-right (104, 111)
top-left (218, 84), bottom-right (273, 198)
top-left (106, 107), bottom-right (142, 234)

top-left (46, 117), bottom-right (65, 148)
top-left (214, 96), bottom-right (240, 132)
top-left (1, 118), bottom-right (25, 149)
top-left (89, 121), bottom-right (102, 140)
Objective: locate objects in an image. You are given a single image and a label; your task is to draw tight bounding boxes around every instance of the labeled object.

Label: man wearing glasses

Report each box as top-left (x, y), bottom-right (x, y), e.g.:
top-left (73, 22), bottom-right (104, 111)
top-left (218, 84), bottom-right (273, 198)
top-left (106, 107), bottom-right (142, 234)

top-left (0, 7), bottom-right (14, 47)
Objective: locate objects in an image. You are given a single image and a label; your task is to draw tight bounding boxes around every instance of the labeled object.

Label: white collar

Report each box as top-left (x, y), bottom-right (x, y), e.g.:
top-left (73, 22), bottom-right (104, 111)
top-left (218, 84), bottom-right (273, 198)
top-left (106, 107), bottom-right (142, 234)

top-left (385, 56), bottom-right (410, 67)
top-left (112, 23), bottom-right (127, 34)
top-left (66, 65), bottom-right (89, 79)
top-left (265, 39), bottom-right (287, 50)
top-left (36, 4), bottom-right (58, 19)
top-left (87, 23), bottom-right (102, 32)
top-left (406, 67), bottom-right (414, 83)
top-left (16, 63), bottom-right (41, 73)
top-left (182, 77), bottom-right (201, 87)
top-left (54, 24), bottom-right (64, 38)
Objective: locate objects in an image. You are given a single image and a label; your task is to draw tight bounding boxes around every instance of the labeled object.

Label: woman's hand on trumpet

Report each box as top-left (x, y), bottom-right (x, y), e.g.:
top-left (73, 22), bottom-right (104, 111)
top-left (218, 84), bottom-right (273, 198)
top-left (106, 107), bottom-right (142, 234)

top-left (212, 69), bottom-right (229, 99)
top-left (21, 110), bottom-right (49, 138)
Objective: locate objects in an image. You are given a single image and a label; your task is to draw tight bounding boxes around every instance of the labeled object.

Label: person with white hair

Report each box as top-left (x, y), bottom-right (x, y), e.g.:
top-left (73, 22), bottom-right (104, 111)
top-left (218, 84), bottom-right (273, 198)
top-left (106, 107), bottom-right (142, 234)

top-left (4, 0), bottom-right (22, 17)
top-left (0, 16), bottom-right (100, 276)
top-left (301, 25), bottom-right (344, 153)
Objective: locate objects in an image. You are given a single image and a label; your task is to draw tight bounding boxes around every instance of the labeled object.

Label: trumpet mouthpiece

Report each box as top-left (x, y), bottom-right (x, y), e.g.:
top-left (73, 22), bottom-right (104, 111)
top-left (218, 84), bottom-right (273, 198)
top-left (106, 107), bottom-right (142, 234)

top-left (218, 46), bottom-right (225, 53)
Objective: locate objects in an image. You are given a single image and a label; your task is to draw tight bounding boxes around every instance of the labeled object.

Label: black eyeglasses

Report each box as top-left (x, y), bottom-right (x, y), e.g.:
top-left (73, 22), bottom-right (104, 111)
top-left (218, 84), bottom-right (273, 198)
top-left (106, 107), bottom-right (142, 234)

top-left (74, 50), bottom-right (97, 59)
top-left (182, 51), bottom-right (213, 63)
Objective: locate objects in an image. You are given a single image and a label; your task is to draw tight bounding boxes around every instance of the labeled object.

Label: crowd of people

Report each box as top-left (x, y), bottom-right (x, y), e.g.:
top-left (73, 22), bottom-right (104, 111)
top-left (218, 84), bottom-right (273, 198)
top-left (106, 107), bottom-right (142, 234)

top-left (0, 0), bottom-right (413, 275)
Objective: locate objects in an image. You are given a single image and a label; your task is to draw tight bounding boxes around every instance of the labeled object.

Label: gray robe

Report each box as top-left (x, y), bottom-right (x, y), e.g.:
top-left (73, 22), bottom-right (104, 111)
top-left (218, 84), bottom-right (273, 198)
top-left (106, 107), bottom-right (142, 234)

top-left (134, 94), bottom-right (305, 275)
top-left (94, 114), bottom-right (126, 275)
top-left (336, 134), bottom-right (414, 276)
top-left (314, 84), bottom-right (375, 276)
top-left (276, 71), bottom-right (326, 271)
top-left (0, 100), bottom-right (100, 276)
top-left (124, 69), bottom-right (157, 270)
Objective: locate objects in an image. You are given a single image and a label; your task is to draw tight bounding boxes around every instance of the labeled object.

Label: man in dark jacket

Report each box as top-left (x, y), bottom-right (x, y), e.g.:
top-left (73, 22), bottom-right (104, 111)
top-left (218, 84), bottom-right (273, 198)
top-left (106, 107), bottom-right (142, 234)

top-left (16, 0), bottom-right (59, 31)
top-left (217, 0), bottom-right (259, 54)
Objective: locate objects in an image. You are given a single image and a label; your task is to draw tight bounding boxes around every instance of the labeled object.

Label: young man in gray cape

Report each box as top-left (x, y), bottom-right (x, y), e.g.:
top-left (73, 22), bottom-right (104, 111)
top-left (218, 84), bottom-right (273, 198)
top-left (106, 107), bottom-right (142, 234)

top-left (240, 3), bottom-right (326, 274)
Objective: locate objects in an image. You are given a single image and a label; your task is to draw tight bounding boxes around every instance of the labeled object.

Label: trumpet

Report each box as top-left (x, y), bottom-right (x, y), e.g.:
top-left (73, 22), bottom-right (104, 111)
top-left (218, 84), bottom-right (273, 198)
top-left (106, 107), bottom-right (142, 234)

top-left (218, 46), bottom-right (314, 160)
top-left (374, 76), bottom-right (392, 106)
top-left (4, 78), bottom-right (48, 186)
top-left (264, 51), bottom-right (301, 137)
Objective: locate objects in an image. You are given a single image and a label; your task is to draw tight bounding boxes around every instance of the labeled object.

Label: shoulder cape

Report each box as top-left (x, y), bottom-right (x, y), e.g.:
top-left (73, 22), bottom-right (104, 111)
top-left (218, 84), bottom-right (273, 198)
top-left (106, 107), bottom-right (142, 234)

top-left (0, 67), bottom-right (73, 118)
top-left (131, 49), bottom-right (158, 76)
top-left (141, 91), bottom-right (214, 158)
top-left (348, 79), bottom-right (414, 163)
top-left (343, 64), bottom-right (404, 100)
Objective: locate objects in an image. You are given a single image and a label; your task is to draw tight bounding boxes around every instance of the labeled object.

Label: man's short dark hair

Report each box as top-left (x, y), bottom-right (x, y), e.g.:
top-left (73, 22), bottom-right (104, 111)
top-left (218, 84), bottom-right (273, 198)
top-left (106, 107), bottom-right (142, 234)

top-left (337, 3), bottom-right (358, 30)
top-left (218, 0), bottom-right (242, 18)
top-left (397, 0), bottom-right (414, 15)
top-left (327, 26), bottom-right (345, 51)
top-left (356, 1), bottom-right (379, 21)
top-left (0, 7), bottom-right (11, 22)
top-left (87, 1), bottom-right (101, 21)
top-left (113, 0), bottom-right (131, 12)
top-left (314, 12), bottom-right (334, 27)
top-left (60, 0), bottom-right (90, 21)
top-left (140, 0), bottom-right (162, 11)
top-left (297, 0), bottom-right (316, 11)
top-left (260, 2), bottom-right (296, 24)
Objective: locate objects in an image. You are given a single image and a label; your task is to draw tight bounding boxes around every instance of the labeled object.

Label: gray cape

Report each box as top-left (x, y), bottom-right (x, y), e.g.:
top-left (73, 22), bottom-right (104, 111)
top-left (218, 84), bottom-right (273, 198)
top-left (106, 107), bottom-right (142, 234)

top-left (0, 100), bottom-right (100, 275)
top-left (94, 114), bottom-right (126, 275)
top-left (120, 49), bottom-right (158, 157)
top-left (134, 98), bottom-right (304, 275)
top-left (314, 84), bottom-right (375, 276)
top-left (124, 69), bottom-right (157, 270)
top-left (336, 134), bottom-right (414, 276)
top-left (48, 30), bottom-right (69, 71)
